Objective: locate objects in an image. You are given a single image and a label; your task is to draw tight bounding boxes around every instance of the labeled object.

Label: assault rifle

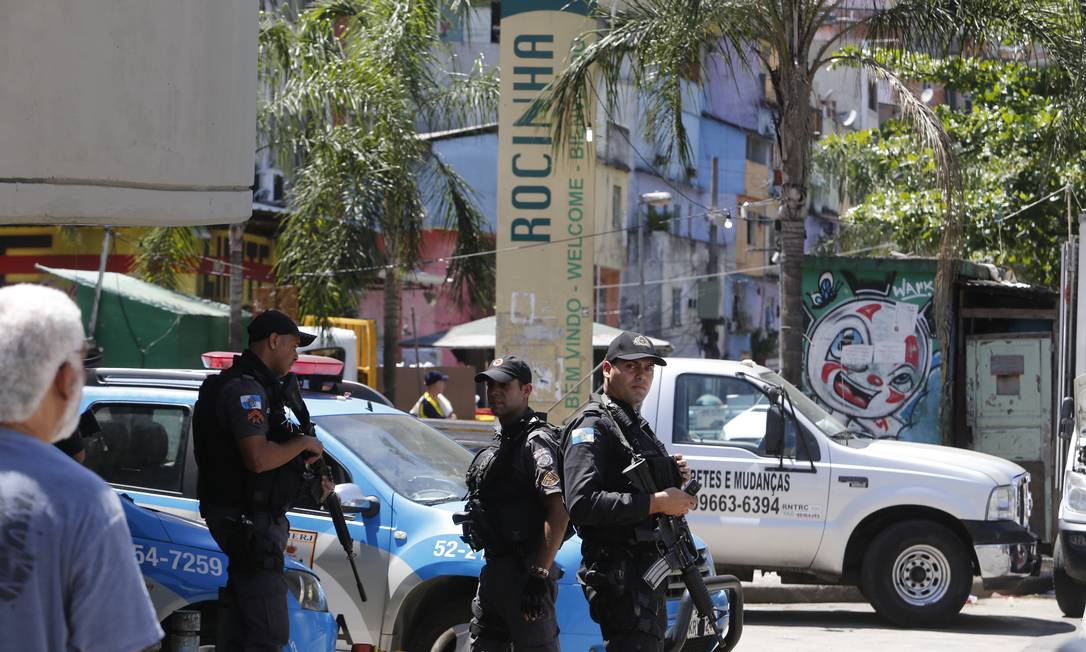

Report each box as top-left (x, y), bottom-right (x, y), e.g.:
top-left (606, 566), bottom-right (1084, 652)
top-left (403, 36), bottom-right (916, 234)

top-left (282, 373), bottom-right (368, 603)
top-left (624, 457), bottom-right (725, 645)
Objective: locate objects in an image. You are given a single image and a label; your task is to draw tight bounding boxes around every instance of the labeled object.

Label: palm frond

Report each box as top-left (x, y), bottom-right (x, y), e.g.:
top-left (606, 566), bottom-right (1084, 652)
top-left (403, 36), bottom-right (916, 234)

top-left (132, 227), bottom-right (201, 291)
top-left (423, 54), bottom-right (500, 131)
top-left (426, 154), bottom-right (494, 308)
top-left (541, 0), bottom-right (759, 173)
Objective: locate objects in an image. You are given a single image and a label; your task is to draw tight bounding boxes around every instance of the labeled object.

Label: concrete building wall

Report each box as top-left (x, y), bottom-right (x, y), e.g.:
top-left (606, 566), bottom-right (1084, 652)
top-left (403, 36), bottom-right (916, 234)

top-left (0, 0), bottom-right (256, 225)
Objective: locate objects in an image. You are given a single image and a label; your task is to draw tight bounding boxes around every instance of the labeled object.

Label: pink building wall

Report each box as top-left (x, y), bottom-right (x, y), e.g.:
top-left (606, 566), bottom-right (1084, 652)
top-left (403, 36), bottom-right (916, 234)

top-left (357, 229), bottom-right (491, 367)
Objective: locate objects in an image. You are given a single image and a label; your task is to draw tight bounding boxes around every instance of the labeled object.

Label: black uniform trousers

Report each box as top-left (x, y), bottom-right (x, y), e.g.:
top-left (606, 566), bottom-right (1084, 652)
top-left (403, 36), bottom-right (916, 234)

top-left (578, 544), bottom-right (667, 651)
top-left (205, 510), bottom-right (291, 651)
top-left (469, 554), bottom-right (560, 651)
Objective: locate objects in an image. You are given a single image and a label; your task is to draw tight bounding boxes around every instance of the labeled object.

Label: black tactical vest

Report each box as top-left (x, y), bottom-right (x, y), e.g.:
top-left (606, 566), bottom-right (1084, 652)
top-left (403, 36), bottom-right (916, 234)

top-left (193, 351), bottom-right (306, 516)
top-left (464, 413), bottom-right (554, 555)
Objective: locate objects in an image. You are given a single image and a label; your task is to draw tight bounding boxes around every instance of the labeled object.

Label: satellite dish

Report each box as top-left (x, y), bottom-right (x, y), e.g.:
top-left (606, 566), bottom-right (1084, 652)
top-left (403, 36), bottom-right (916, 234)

top-left (841, 110), bottom-right (857, 127)
top-left (920, 87), bottom-right (935, 104)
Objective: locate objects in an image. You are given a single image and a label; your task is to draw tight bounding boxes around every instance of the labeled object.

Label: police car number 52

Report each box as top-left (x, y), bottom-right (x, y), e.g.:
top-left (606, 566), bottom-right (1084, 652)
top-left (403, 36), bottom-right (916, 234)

top-left (134, 544), bottom-right (224, 576)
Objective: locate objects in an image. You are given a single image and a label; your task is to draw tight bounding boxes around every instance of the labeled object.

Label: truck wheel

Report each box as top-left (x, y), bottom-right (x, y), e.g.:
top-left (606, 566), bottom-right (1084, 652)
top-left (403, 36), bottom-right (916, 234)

top-left (860, 520), bottom-right (972, 627)
top-left (406, 599), bottom-right (472, 652)
top-left (1054, 534), bottom-right (1086, 617)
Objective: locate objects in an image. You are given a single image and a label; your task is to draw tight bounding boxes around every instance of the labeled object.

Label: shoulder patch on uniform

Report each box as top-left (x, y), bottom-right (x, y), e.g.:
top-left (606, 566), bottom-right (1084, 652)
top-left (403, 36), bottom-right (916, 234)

top-left (533, 448), bottom-right (554, 467)
top-left (246, 408), bottom-right (265, 425)
top-left (570, 427), bottom-right (595, 445)
top-left (541, 471), bottom-right (560, 488)
top-left (239, 394), bottom-right (263, 410)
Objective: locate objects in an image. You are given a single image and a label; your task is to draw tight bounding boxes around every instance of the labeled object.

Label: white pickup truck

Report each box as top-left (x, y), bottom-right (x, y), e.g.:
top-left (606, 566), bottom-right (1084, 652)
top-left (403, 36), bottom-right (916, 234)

top-left (637, 357), bottom-right (1039, 626)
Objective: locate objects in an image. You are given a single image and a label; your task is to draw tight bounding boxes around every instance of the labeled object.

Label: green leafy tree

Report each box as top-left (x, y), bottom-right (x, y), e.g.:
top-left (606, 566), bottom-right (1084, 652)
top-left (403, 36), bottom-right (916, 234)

top-left (814, 54), bottom-right (1086, 287)
top-left (541, 0), bottom-right (1086, 383)
top-left (259, 0), bottom-right (498, 394)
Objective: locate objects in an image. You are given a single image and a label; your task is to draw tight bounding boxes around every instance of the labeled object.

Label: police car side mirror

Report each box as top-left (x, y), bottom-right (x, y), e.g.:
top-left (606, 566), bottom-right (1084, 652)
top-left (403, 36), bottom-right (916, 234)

top-left (763, 405), bottom-right (786, 457)
top-left (335, 483), bottom-right (380, 519)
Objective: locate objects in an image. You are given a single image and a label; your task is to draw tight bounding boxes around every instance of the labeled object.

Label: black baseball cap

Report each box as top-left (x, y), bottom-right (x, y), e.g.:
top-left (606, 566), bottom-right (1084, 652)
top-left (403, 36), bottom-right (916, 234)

top-left (424, 370), bottom-right (449, 385)
top-left (605, 331), bottom-right (667, 366)
top-left (247, 309), bottom-right (316, 346)
top-left (475, 355), bottom-right (533, 384)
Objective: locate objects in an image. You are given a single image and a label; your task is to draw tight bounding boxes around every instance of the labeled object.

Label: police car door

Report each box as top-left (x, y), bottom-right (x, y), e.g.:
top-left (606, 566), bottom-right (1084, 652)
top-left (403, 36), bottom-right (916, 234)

top-left (281, 434), bottom-right (392, 646)
top-left (654, 371), bottom-right (830, 569)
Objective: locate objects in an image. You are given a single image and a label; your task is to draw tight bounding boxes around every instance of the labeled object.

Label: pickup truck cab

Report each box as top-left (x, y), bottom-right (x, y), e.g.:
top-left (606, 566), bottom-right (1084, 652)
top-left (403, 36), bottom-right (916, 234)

top-left (641, 357), bottom-right (1039, 626)
top-left (1054, 376), bottom-right (1086, 617)
top-left (80, 366), bottom-right (735, 651)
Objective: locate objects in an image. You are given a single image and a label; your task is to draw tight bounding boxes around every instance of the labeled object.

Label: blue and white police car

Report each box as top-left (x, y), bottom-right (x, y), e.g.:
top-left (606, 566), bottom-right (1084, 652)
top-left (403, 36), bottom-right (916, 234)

top-left (82, 360), bottom-right (737, 651)
top-left (120, 493), bottom-right (337, 651)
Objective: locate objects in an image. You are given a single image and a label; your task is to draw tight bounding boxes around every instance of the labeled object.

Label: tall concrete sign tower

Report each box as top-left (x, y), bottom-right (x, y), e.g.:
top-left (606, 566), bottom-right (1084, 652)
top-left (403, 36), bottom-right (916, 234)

top-left (495, 0), bottom-right (595, 422)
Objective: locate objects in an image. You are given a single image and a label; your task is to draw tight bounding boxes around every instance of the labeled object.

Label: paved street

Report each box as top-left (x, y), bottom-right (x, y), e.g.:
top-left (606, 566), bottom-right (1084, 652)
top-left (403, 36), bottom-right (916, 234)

top-left (740, 595), bottom-right (1080, 651)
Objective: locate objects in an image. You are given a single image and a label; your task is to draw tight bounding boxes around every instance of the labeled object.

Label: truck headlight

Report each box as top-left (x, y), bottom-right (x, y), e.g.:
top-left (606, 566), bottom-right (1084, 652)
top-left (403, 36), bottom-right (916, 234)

top-left (986, 484), bottom-right (1017, 521)
top-left (285, 569), bottom-right (328, 612)
top-left (1065, 471), bottom-right (1086, 516)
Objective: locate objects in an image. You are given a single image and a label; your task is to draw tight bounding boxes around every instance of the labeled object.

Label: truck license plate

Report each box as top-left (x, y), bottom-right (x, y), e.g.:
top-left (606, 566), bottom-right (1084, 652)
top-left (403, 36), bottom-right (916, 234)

top-left (686, 615), bottom-right (710, 638)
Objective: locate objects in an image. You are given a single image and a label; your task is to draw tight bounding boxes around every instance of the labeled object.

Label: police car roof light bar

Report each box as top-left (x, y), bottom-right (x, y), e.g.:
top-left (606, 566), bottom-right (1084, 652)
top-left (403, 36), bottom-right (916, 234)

top-left (200, 351), bottom-right (345, 379)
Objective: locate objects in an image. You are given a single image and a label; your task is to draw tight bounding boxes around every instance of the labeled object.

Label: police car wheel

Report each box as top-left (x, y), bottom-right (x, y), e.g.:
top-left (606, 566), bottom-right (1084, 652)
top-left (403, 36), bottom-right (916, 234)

top-left (1054, 534), bottom-right (1086, 618)
top-left (860, 519), bottom-right (972, 628)
top-left (406, 602), bottom-right (472, 652)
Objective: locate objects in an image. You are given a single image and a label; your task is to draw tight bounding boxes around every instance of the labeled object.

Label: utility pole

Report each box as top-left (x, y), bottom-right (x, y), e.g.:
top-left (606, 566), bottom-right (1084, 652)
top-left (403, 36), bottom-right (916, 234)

top-left (228, 221), bottom-right (245, 351)
top-left (638, 205), bottom-right (646, 333)
top-left (88, 226), bottom-right (112, 343)
top-left (701, 159), bottom-right (722, 358)
top-left (636, 192), bottom-right (671, 334)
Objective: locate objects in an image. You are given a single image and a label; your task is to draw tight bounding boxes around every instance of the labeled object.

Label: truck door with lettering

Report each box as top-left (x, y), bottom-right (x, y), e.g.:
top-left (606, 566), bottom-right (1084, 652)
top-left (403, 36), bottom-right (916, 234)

top-left (656, 371), bottom-right (831, 569)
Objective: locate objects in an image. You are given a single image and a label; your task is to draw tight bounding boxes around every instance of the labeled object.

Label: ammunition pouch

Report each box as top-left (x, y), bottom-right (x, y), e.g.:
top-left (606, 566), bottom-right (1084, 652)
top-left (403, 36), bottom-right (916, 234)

top-left (211, 514), bottom-right (285, 574)
top-left (579, 551), bottom-right (665, 636)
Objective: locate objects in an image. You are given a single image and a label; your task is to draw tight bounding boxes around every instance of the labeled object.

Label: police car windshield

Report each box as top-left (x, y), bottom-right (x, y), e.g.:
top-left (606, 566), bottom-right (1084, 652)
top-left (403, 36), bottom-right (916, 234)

top-left (313, 414), bottom-right (470, 504)
top-left (754, 369), bottom-right (849, 438)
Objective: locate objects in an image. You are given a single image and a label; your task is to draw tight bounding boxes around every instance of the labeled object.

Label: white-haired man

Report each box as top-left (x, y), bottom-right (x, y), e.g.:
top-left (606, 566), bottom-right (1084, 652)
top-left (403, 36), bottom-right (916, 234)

top-left (0, 284), bottom-right (163, 652)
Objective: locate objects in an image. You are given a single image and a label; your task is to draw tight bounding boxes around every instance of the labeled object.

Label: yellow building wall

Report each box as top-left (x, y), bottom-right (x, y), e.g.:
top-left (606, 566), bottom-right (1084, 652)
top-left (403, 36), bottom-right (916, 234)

top-left (0, 225), bottom-right (275, 305)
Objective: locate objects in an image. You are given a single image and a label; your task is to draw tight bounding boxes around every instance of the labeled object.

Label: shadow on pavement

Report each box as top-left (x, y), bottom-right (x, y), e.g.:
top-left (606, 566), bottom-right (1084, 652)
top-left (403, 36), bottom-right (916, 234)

top-left (744, 607), bottom-right (1078, 637)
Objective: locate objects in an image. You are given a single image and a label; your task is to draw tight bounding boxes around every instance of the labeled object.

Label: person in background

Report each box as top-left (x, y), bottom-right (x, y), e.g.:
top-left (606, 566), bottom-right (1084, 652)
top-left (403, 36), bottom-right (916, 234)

top-left (410, 370), bottom-right (458, 419)
top-left (54, 430), bottom-right (86, 464)
top-left (0, 284), bottom-right (163, 652)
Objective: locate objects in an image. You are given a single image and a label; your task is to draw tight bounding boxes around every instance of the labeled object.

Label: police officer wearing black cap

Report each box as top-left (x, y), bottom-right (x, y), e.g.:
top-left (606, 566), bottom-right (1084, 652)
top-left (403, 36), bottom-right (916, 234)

top-left (460, 356), bottom-right (569, 651)
top-left (561, 331), bottom-right (693, 651)
top-left (192, 309), bottom-right (333, 651)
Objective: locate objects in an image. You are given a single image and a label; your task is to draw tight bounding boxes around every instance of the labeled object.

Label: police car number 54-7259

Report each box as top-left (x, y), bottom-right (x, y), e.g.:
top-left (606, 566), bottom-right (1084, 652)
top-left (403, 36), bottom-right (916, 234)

top-left (134, 543), bottom-right (224, 576)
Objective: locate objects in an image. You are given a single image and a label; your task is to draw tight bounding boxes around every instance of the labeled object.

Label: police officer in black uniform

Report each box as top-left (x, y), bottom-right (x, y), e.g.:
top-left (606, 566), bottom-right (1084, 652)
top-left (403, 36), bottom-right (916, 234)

top-left (193, 310), bottom-right (333, 651)
top-left (561, 332), bottom-right (693, 651)
top-left (461, 356), bottom-right (569, 651)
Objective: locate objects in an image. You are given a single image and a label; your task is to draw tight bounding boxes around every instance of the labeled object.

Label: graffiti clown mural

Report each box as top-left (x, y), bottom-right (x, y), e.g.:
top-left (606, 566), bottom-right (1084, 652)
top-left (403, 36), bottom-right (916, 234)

top-left (802, 262), bottom-right (941, 442)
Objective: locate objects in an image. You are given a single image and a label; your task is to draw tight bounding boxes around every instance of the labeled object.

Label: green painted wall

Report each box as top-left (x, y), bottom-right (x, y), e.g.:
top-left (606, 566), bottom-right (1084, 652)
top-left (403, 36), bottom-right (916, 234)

top-left (74, 285), bottom-right (232, 369)
top-left (801, 257), bottom-right (942, 443)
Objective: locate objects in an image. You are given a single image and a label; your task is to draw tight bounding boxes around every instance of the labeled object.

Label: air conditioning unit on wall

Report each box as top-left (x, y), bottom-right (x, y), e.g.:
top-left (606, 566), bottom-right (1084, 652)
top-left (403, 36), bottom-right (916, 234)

top-left (254, 168), bottom-right (284, 203)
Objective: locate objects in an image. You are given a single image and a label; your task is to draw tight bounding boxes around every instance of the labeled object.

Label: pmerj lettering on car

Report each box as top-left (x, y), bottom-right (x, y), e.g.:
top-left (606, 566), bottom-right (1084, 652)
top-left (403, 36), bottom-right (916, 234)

top-left (79, 365), bottom-right (731, 651)
top-left (641, 357), bottom-right (1039, 627)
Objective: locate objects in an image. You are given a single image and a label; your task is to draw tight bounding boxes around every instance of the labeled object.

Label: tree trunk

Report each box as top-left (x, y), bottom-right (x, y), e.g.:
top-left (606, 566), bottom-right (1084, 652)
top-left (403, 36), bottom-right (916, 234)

top-left (382, 267), bottom-right (403, 398)
top-left (775, 64), bottom-right (813, 385)
top-left (228, 221), bottom-right (246, 350)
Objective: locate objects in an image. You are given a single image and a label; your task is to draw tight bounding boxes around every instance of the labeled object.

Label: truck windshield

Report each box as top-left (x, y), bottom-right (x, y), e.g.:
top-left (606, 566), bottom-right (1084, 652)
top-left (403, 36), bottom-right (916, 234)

top-left (754, 369), bottom-right (850, 439)
top-left (313, 414), bottom-right (470, 504)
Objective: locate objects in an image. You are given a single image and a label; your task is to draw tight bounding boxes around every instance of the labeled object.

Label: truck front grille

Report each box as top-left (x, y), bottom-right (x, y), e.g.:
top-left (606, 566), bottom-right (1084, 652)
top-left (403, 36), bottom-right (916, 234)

top-left (665, 548), bottom-right (711, 600)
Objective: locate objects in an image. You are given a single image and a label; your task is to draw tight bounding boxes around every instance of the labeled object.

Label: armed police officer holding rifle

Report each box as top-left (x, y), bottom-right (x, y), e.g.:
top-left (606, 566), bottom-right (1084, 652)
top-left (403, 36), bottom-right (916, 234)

top-left (562, 331), bottom-right (693, 650)
top-left (193, 310), bottom-right (334, 651)
top-left (457, 356), bottom-right (570, 651)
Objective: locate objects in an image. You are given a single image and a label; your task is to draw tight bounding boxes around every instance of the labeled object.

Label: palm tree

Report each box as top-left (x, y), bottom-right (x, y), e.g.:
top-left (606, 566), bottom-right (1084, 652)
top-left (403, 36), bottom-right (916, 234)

top-left (542, 0), bottom-right (1085, 384)
top-left (259, 0), bottom-right (497, 396)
